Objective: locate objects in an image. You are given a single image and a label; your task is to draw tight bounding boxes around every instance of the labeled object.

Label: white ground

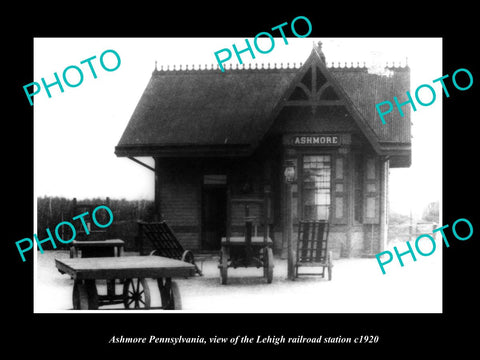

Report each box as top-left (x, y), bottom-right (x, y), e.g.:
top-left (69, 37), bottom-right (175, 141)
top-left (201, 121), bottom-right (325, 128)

top-left (34, 247), bottom-right (442, 313)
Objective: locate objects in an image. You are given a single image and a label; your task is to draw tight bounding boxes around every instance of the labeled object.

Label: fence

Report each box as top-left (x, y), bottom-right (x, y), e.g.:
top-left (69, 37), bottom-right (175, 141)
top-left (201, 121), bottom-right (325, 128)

top-left (388, 221), bottom-right (438, 245)
top-left (36, 196), bottom-right (155, 251)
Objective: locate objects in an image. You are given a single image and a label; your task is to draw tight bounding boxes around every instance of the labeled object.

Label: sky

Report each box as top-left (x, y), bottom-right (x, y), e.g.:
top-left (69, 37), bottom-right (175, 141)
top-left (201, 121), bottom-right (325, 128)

top-left (33, 37), bottom-right (442, 216)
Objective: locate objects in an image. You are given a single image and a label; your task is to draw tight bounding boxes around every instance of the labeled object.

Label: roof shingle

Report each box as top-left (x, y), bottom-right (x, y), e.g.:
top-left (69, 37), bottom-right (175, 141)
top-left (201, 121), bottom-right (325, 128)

top-left (115, 48), bottom-right (411, 163)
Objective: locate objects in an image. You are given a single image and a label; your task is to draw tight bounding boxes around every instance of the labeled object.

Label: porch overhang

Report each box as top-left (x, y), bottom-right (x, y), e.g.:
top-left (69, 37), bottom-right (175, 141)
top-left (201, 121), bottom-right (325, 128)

top-left (379, 142), bottom-right (412, 168)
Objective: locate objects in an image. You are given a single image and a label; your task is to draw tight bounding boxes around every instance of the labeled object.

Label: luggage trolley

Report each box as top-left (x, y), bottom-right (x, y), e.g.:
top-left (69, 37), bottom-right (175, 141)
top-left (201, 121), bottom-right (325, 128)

top-left (218, 189), bottom-right (273, 285)
top-left (56, 256), bottom-right (196, 310)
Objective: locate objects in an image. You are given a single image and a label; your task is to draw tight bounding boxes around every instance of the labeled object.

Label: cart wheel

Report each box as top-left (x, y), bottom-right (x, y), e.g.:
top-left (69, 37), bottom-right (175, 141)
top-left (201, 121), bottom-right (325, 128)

top-left (220, 247), bottom-right (228, 285)
top-left (73, 280), bottom-right (98, 310)
top-left (107, 279), bottom-right (116, 299)
top-left (123, 278), bottom-right (151, 309)
top-left (181, 250), bottom-right (200, 276)
top-left (169, 281), bottom-right (182, 310)
top-left (264, 247), bottom-right (274, 284)
top-left (158, 278), bottom-right (182, 310)
top-left (181, 250), bottom-right (195, 264)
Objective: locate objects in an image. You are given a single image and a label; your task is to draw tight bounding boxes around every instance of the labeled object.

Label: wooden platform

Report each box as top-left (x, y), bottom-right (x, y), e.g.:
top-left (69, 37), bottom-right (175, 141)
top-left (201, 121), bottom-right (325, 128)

top-left (56, 256), bottom-right (196, 280)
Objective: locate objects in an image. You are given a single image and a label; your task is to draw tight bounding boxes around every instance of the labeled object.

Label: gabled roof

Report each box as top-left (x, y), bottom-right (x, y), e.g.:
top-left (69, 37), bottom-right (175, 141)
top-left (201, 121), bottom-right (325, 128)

top-left (115, 43), bottom-right (411, 165)
top-left (115, 65), bottom-right (298, 157)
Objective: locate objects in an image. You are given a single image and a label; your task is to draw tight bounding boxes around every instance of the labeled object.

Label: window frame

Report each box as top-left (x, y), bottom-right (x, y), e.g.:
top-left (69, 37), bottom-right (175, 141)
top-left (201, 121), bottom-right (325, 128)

top-left (301, 154), bottom-right (332, 221)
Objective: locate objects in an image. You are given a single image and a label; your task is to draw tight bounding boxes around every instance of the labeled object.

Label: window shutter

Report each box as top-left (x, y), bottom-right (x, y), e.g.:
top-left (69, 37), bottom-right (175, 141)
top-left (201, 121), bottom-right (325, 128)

top-left (332, 154), bottom-right (347, 224)
top-left (363, 156), bottom-right (380, 224)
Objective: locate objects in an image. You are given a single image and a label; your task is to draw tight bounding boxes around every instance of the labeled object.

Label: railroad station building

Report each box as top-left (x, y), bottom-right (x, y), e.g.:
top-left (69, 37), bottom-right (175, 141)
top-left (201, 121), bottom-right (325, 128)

top-left (115, 42), bottom-right (411, 258)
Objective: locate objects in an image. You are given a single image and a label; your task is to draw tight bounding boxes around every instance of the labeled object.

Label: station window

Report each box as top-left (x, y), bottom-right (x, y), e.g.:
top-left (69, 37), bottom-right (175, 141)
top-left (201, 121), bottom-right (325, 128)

top-left (302, 155), bottom-right (331, 220)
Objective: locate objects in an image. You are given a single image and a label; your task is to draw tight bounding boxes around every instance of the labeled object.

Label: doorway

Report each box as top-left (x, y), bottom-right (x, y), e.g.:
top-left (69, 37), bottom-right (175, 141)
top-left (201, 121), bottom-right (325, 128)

top-left (201, 186), bottom-right (227, 250)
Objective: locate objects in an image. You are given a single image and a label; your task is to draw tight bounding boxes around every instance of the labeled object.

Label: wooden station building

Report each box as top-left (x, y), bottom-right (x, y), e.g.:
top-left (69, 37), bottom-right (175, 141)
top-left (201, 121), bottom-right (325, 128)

top-left (115, 42), bottom-right (411, 258)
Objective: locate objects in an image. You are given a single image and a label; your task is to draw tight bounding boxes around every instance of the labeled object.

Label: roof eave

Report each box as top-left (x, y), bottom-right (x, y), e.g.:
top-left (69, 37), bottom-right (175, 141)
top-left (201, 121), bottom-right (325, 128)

top-left (114, 144), bottom-right (255, 158)
top-left (380, 143), bottom-right (412, 168)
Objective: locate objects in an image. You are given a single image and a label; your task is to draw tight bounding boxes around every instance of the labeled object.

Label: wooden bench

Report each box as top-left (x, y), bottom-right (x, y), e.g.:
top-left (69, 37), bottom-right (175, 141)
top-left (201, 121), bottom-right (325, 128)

top-left (69, 239), bottom-right (125, 258)
top-left (295, 220), bottom-right (333, 280)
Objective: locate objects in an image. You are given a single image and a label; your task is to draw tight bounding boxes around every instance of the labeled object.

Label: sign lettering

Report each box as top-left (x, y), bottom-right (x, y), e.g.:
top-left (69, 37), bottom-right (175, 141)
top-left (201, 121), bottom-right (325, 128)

top-left (292, 135), bottom-right (339, 145)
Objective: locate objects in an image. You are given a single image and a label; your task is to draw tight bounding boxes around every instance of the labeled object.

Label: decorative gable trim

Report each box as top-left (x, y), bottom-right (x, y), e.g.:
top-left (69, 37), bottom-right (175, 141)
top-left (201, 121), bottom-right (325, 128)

top-left (270, 43), bottom-right (384, 155)
top-left (284, 58), bottom-right (344, 112)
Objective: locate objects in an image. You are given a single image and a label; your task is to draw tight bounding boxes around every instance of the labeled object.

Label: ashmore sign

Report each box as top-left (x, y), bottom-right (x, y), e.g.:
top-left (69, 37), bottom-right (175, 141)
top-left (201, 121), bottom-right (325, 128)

top-left (283, 134), bottom-right (349, 146)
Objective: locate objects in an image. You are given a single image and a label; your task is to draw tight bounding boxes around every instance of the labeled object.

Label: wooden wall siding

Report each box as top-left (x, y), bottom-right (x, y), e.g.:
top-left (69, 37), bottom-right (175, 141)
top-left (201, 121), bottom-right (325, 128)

top-left (173, 232), bottom-right (199, 251)
top-left (156, 160), bottom-right (201, 248)
top-left (350, 230), bottom-right (365, 257)
top-left (270, 106), bottom-right (358, 135)
top-left (325, 232), bottom-right (346, 260)
top-left (152, 149), bottom-right (385, 255)
top-left (156, 157), bottom-right (277, 250)
top-left (362, 224), bottom-right (381, 254)
top-left (160, 178), bottom-right (199, 227)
